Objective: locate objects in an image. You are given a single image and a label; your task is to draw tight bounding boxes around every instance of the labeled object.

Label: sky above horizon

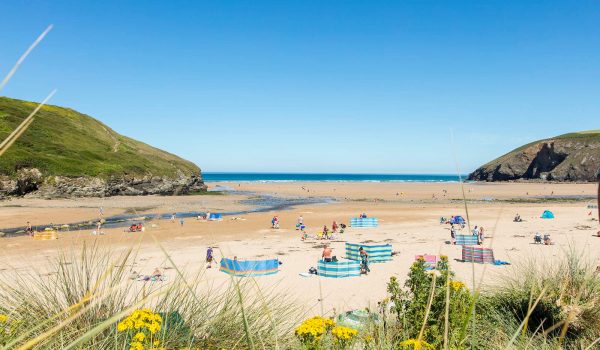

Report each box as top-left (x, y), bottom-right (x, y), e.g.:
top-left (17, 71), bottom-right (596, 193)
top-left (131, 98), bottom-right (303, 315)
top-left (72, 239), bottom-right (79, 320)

top-left (1, 1), bottom-right (599, 174)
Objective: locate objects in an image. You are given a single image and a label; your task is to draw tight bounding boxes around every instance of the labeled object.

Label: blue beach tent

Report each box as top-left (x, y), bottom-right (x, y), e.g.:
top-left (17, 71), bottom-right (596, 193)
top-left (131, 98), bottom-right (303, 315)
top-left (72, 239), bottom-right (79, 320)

top-left (450, 216), bottom-right (466, 225)
top-left (540, 210), bottom-right (555, 219)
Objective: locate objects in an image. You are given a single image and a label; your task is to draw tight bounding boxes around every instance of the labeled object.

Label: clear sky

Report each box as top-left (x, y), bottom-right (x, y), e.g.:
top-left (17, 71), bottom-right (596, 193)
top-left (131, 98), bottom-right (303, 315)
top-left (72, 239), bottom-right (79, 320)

top-left (1, 1), bottom-right (598, 174)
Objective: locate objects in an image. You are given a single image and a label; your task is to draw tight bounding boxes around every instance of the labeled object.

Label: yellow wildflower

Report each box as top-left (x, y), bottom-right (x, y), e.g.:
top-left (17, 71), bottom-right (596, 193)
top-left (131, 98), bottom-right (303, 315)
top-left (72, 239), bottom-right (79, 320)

top-left (332, 325), bottom-right (358, 341)
top-left (0, 314), bottom-right (8, 322)
top-left (450, 280), bottom-right (465, 291)
top-left (133, 332), bottom-right (145, 341)
top-left (399, 339), bottom-right (434, 350)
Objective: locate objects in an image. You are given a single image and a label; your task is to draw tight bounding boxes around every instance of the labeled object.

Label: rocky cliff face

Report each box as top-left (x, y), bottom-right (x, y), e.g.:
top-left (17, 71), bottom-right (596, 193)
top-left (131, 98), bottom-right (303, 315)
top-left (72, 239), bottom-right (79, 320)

top-left (469, 132), bottom-right (600, 182)
top-left (0, 168), bottom-right (206, 198)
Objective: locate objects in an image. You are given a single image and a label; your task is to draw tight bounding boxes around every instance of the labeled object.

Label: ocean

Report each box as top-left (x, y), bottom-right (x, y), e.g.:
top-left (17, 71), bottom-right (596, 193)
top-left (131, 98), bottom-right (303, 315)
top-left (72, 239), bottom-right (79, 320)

top-left (202, 172), bottom-right (465, 183)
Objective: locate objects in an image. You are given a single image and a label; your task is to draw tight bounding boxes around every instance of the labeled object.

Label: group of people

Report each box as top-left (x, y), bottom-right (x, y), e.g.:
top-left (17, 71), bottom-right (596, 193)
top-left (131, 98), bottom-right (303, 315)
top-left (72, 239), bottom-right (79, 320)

top-left (321, 244), bottom-right (370, 274)
top-left (534, 233), bottom-right (554, 245)
top-left (128, 223), bottom-right (144, 232)
top-left (449, 223), bottom-right (485, 245)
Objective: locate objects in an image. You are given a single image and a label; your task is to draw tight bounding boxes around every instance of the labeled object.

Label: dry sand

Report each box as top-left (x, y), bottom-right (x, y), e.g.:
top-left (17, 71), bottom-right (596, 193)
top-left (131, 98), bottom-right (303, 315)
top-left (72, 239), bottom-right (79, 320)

top-left (1, 181), bottom-right (599, 315)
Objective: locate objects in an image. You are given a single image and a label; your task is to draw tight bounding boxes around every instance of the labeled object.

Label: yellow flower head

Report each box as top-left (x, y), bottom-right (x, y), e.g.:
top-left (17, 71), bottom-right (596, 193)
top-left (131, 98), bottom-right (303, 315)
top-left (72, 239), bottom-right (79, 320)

top-left (0, 314), bottom-right (8, 323)
top-left (450, 280), bottom-right (466, 291)
top-left (399, 339), bottom-right (434, 350)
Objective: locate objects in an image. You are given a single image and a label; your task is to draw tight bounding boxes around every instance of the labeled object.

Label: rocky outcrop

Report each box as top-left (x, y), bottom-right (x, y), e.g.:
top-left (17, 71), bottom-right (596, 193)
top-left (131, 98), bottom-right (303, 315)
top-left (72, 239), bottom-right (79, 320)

top-left (0, 168), bottom-right (206, 198)
top-left (469, 132), bottom-right (600, 182)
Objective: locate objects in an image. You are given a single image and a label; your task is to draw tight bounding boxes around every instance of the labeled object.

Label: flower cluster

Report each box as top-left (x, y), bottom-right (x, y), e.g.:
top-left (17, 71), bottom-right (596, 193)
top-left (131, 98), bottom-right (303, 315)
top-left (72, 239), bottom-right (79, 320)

top-left (399, 338), bottom-right (434, 350)
top-left (295, 316), bottom-right (334, 343)
top-left (331, 325), bottom-right (358, 347)
top-left (295, 316), bottom-right (361, 349)
top-left (449, 280), bottom-right (466, 292)
top-left (117, 309), bottom-right (163, 350)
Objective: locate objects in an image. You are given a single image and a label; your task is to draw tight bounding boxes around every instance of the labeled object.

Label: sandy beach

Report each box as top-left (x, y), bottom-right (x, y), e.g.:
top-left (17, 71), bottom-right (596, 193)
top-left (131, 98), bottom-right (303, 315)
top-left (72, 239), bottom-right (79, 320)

top-left (1, 181), bottom-right (598, 315)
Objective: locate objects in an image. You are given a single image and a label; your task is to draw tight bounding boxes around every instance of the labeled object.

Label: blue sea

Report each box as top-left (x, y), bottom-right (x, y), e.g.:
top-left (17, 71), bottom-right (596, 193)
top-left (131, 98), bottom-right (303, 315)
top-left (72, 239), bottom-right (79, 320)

top-left (202, 172), bottom-right (465, 183)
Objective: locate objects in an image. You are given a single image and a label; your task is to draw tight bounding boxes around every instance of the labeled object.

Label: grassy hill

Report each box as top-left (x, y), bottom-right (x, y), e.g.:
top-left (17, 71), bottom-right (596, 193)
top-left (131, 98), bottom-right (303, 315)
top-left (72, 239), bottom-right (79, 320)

top-left (469, 130), bottom-right (600, 182)
top-left (0, 96), bottom-right (200, 178)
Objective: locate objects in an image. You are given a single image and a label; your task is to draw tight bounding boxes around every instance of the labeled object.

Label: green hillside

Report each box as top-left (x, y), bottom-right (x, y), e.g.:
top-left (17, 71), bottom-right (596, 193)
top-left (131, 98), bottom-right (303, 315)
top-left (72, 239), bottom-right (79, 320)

top-left (0, 96), bottom-right (199, 178)
top-left (469, 130), bottom-right (600, 182)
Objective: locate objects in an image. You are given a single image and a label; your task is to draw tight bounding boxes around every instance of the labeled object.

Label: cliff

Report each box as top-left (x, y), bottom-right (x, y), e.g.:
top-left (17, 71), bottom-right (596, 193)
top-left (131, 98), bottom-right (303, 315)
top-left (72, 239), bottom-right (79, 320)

top-left (0, 96), bottom-right (206, 197)
top-left (468, 131), bottom-right (600, 182)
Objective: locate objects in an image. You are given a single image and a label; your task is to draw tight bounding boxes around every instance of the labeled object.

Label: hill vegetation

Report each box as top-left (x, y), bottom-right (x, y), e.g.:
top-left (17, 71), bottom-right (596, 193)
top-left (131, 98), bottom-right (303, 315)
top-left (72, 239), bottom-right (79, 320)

top-left (469, 130), bottom-right (600, 182)
top-left (0, 96), bottom-right (199, 177)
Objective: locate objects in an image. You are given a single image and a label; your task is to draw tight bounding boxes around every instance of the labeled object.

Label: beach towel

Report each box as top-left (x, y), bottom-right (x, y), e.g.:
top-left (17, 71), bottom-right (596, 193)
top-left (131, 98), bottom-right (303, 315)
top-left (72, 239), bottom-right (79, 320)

top-left (219, 258), bottom-right (279, 277)
top-left (461, 246), bottom-right (495, 264)
top-left (33, 230), bottom-right (58, 240)
top-left (350, 217), bottom-right (378, 228)
top-left (345, 243), bottom-right (392, 262)
top-left (317, 259), bottom-right (361, 278)
top-left (415, 254), bottom-right (437, 270)
top-left (455, 234), bottom-right (479, 246)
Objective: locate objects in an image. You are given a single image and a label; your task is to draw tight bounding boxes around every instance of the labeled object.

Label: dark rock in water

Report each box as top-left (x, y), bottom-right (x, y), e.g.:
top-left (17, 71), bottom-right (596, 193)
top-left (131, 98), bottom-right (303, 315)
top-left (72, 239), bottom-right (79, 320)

top-left (469, 131), bottom-right (600, 182)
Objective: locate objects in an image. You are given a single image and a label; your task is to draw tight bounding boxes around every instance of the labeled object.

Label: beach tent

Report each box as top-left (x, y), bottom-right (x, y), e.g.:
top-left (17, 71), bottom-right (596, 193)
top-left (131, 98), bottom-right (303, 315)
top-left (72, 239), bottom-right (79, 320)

top-left (350, 217), bottom-right (378, 228)
top-left (345, 243), bottom-right (392, 262)
top-left (317, 260), bottom-right (361, 278)
top-left (449, 216), bottom-right (466, 225)
top-left (540, 210), bottom-right (555, 219)
top-left (219, 258), bottom-right (279, 277)
top-left (455, 234), bottom-right (479, 246)
top-left (209, 213), bottom-right (223, 221)
top-left (461, 246), bottom-right (495, 264)
top-left (415, 254), bottom-right (438, 270)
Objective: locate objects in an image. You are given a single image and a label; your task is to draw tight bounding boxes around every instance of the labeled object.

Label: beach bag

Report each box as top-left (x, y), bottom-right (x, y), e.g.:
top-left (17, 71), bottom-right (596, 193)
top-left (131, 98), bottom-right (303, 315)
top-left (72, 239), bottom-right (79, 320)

top-left (309, 267), bottom-right (318, 275)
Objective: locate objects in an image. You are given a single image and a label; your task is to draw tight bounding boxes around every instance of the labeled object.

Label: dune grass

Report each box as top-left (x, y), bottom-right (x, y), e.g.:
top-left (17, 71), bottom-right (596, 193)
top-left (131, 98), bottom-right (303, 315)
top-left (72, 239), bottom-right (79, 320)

top-left (1, 242), bottom-right (598, 349)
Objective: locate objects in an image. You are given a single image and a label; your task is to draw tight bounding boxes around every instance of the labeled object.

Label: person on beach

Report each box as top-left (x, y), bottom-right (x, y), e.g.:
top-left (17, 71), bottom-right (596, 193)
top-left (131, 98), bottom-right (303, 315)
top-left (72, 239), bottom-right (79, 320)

top-left (450, 226), bottom-right (456, 244)
top-left (297, 215), bottom-right (304, 226)
top-left (26, 221), bottom-right (32, 236)
top-left (332, 221), bottom-right (338, 233)
top-left (171, 213), bottom-right (176, 222)
top-left (322, 225), bottom-right (330, 239)
top-left (478, 226), bottom-right (485, 244)
top-left (322, 245), bottom-right (333, 262)
top-left (206, 247), bottom-right (214, 268)
top-left (359, 247), bottom-right (370, 274)
top-left (180, 218), bottom-right (184, 226)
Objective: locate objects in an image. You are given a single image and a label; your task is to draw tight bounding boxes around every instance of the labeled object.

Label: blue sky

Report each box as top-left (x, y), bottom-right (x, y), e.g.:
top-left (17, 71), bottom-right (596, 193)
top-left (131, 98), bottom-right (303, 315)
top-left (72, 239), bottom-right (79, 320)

top-left (0, 1), bottom-right (598, 173)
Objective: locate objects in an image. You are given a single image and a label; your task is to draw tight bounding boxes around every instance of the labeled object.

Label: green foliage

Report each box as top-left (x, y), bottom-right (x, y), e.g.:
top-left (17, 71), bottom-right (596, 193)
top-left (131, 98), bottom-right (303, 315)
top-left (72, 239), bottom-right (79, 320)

top-left (387, 256), bottom-right (473, 349)
top-left (0, 96), bottom-right (199, 178)
top-left (476, 249), bottom-right (600, 349)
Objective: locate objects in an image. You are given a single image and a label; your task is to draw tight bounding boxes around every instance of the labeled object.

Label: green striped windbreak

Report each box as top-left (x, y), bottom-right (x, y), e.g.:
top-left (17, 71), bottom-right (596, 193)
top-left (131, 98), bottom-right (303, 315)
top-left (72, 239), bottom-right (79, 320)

top-left (345, 243), bottom-right (392, 262)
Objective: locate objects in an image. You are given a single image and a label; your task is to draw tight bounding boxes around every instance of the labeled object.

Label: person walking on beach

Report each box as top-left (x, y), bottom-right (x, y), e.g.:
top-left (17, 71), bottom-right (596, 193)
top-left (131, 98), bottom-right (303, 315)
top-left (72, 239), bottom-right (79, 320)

top-left (359, 247), bottom-right (370, 274)
top-left (206, 247), bottom-right (214, 268)
top-left (332, 221), bottom-right (338, 233)
top-left (297, 215), bottom-right (304, 226)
